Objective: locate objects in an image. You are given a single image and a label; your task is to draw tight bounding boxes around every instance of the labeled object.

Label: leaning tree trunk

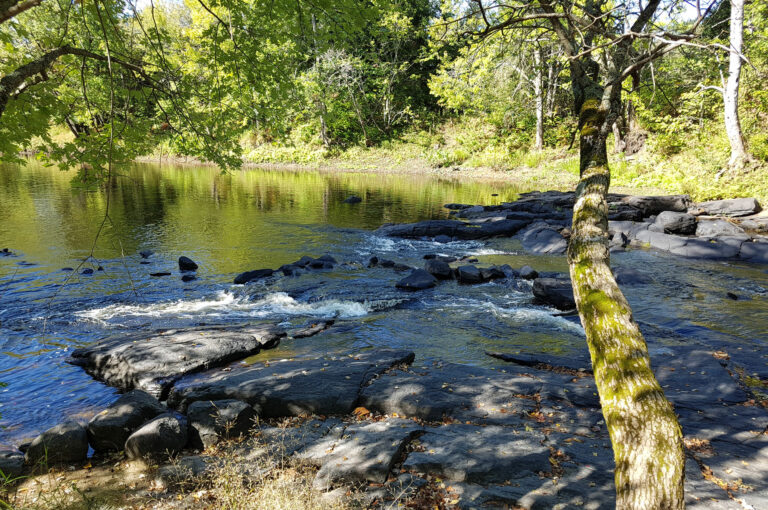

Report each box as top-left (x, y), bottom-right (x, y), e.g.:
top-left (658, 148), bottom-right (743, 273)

top-left (724, 0), bottom-right (749, 168)
top-left (568, 94), bottom-right (685, 509)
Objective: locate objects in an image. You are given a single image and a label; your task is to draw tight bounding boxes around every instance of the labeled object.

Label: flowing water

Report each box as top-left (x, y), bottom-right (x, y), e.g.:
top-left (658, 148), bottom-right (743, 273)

top-left (1, 161), bottom-right (767, 445)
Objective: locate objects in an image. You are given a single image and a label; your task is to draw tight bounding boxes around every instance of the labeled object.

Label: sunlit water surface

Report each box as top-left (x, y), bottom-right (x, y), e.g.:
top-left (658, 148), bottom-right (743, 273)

top-left (1, 161), bottom-right (766, 444)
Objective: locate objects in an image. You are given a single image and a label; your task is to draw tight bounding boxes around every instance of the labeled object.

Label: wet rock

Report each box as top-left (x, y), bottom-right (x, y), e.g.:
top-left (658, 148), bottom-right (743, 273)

top-left (71, 325), bottom-right (285, 398)
top-left (125, 413), bottom-right (188, 460)
top-left (150, 272), bottom-right (171, 277)
top-left (621, 194), bottom-right (691, 215)
top-left (288, 320), bottom-right (334, 339)
top-left (654, 211), bottom-right (697, 235)
top-left (81, 268), bottom-right (94, 275)
top-left (613, 267), bottom-right (652, 285)
top-left (486, 351), bottom-right (592, 374)
top-left (343, 195), bottom-right (362, 204)
top-left (376, 219), bottom-right (529, 240)
top-left (167, 350), bottom-right (415, 417)
top-left (87, 389), bottom-right (166, 452)
top-left (424, 259), bottom-right (453, 280)
top-left (444, 203), bottom-right (472, 210)
top-left (367, 256), bottom-right (379, 267)
top-left (739, 241), bottom-right (768, 263)
top-left (0, 449), bottom-right (25, 478)
top-left (695, 219), bottom-right (748, 238)
top-left (316, 254), bottom-right (337, 265)
top-left (433, 234), bottom-right (452, 243)
top-left (61, 267), bottom-right (73, 271)
top-left (480, 266), bottom-right (505, 281)
top-left (520, 225), bottom-right (567, 255)
top-left (139, 249), bottom-right (154, 259)
top-left (697, 197), bottom-right (761, 217)
top-left (402, 424), bottom-right (549, 484)
top-left (234, 268), bottom-right (274, 284)
top-left (396, 269), bottom-right (437, 291)
top-left (392, 263), bottom-right (412, 271)
top-left (532, 278), bottom-right (575, 310)
top-left (310, 418), bottom-right (423, 490)
top-left (178, 256), bottom-right (198, 272)
top-left (187, 399), bottom-right (256, 449)
top-left (518, 265), bottom-right (538, 280)
top-left (380, 259), bottom-right (395, 268)
top-left (670, 237), bottom-right (743, 259)
top-left (293, 256), bottom-right (315, 268)
top-left (635, 230), bottom-right (689, 251)
top-left (181, 274), bottom-right (196, 282)
top-left (456, 265), bottom-right (483, 284)
top-left (609, 231), bottom-right (629, 250)
top-left (25, 421), bottom-right (88, 466)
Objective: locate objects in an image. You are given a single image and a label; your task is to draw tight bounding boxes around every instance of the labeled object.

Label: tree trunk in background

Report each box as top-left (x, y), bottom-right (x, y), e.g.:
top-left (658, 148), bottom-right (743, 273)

top-left (534, 47), bottom-right (544, 150)
top-left (568, 89), bottom-right (686, 510)
top-left (724, 0), bottom-right (749, 168)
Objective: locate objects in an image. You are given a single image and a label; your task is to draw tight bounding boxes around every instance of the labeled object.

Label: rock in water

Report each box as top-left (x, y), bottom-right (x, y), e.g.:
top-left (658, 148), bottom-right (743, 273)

top-left (343, 195), bottom-right (362, 204)
top-left (518, 266), bottom-right (538, 280)
top-left (187, 399), bottom-right (256, 449)
top-left (70, 325), bottom-right (285, 398)
top-left (125, 413), bottom-right (188, 460)
top-left (456, 265), bottom-right (483, 284)
top-left (532, 278), bottom-right (575, 310)
top-left (25, 422), bottom-right (88, 465)
top-left (654, 211), bottom-right (697, 235)
top-left (139, 249), bottom-right (154, 259)
top-left (87, 390), bottom-right (166, 452)
top-left (178, 256), bottom-right (198, 272)
top-left (424, 259), bottom-right (453, 279)
top-left (396, 269), bottom-right (437, 290)
top-left (233, 268), bottom-right (274, 284)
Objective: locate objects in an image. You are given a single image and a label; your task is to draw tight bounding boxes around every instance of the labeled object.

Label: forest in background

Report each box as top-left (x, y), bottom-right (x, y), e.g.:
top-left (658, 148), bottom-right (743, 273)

top-left (1, 0), bottom-right (767, 202)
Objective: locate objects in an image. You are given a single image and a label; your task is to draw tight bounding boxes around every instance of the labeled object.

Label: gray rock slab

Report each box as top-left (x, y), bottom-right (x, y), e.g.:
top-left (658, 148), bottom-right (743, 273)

top-left (424, 259), bottom-right (453, 279)
top-left (622, 194), bottom-right (691, 215)
top-left (155, 455), bottom-right (217, 488)
top-left (486, 351), bottom-right (592, 374)
top-left (402, 424), bottom-right (549, 484)
top-left (376, 219), bottom-right (529, 240)
top-left (71, 325), bottom-right (286, 398)
top-left (396, 269), bottom-right (437, 290)
top-left (187, 399), bottom-right (257, 449)
top-left (697, 198), bottom-right (761, 217)
top-left (695, 219), bottom-right (748, 238)
top-left (520, 225), bottom-right (568, 255)
top-left (635, 230), bottom-right (689, 251)
top-left (654, 349), bottom-right (747, 408)
top-left (310, 418), bottom-right (423, 489)
top-left (671, 237), bottom-right (743, 259)
top-left (677, 404), bottom-right (768, 442)
top-left (260, 418), bottom-right (345, 457)
top-left (697, 439), bottom-right (768, 510)
top-left (547, 433), bottom-right (616, 509)
top-left (739, 241), bottom-right (768, 263)
top-left (124, 413), bottom-right (188, 460)
top-left (539, 373), bottom-right (601, 408)
top-left (0, 449), bottom-right (25, 478)
top-left (655, 211), bottom-right (697, 235)
top-left (684, 458), bottom-right (742, 509)
top-left (25, 421), bottom-right (88, 466)
top-left (167, 349), bottom-right (415, 416)
top-left (87, 389), bottom-right (166, 452)
top-left (360, 363), bottom-right (541, 424)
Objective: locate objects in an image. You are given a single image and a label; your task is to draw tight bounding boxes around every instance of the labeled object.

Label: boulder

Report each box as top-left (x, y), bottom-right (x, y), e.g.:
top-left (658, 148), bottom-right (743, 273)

top-left (739, 241), bottom-right (768, 263)
top-left (621, 195), bottom-right (691, 215)
top-left (433, 234), bottom-right (452, 243)
top-left (70, 325), bottom-right (285, 398)
top-left (396, 269), bottom-right (437, 291)
top-left (424, 259), bottom-right (453, 280)
top-left (518, 266), bottom-right (538, 280)
top-left (480, 266), bottom-right (505, 281)
top-left (532, 278), bottom-right (575, 310)
top-left (178, 256), bottom-right (198, 272)
top-left (187, 399), bottom-right (257, 449)
top-left (613, 267), bottom-right (652, 285)
top-left (124, 413), bottom-right (188, 459)
top-left (444, 203), bottom-right (471, 210)
top-left (635, 230), bottom-right (689, 251)
top-left (695, 219), bottom-right (748, 238)
top-left (25, 422), bottom-right (88, 466)
top-left (654, 211), bottom-right (697, 235)
top-left (87, 389), bottom-right (166, 452)
top-left (670, 237), bottom-right (743, 259)
top-left (139, 249), bottom-right (154, 259)
top-left (610, 231), bottom-right (629, 250)
top-left (343, 196), bottom-right (362, 204)
top-left (456, 265), bottom-right (483, 284)
top-left (0, 449), bottom-right (25, 478)
top-left (293, 256), bottom-right (315, 267)
top-left (696, 198), bottom-right (761, 217)
top-left (233, 269), bottom-right (273, 284)
top-left (181, 274), bottom-right (196, 282)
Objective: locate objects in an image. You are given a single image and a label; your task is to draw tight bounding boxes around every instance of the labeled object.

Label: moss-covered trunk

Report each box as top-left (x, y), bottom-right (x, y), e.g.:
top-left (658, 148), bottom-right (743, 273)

top-left (568, 95), bottom-right (685, 509)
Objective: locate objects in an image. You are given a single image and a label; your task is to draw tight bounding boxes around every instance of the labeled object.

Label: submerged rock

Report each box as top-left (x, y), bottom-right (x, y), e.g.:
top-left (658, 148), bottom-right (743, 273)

top-left (87, 390), bottom-right (166, 452)
top-left (519, 224), bottom-right (567, 255)
top-left (532, 278), bottom-right (575, 310)
top-left (343, 195), bottom-right (362, 204)
top-left (233, 268), bottom-right (274, 284)
top-left (25, 421), bottom-right (88, 466)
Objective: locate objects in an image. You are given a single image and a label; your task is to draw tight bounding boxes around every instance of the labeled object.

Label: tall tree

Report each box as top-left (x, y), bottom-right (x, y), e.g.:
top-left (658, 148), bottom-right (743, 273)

top-left (435, 0), bottom-right (719, 506)
top-left (724, 0), bottom-right (750, 168)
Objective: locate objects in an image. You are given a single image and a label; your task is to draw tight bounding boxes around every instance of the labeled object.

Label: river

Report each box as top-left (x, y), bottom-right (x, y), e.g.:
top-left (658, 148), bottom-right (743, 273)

top-left (1, 160), bottom-right (766, 445)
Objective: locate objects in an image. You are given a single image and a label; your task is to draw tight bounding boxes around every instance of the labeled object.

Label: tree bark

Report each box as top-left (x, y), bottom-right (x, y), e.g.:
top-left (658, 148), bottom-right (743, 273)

top-left (534, 46), bottom-right (544, 150)
top-left (724, 0), bottom-right (749, 168)
top-left (568, 90), bottom-right (686, 510)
